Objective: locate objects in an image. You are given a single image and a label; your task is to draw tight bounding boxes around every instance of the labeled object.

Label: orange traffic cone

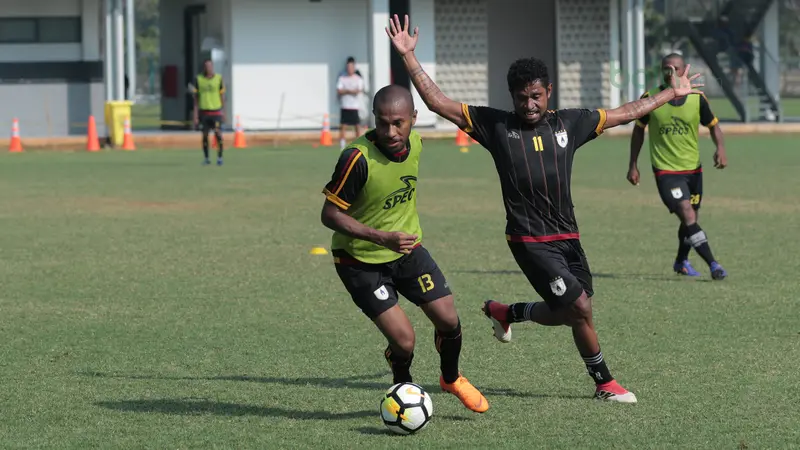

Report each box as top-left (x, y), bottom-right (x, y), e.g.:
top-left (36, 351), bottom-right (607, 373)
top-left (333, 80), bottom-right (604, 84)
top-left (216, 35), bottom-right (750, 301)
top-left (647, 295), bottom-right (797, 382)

top-left (86, 115), bottom-right (100, 152)
top-left (320, 114), bottom-right (332, 146)
top-left (9, 118), bottom-right (22, 153)
top-left (233, 115), bottom-right (246, 148)
top-left (456, 128), bottom-right (470, 146)
top-left (121, 117), bottom-right (135, 150)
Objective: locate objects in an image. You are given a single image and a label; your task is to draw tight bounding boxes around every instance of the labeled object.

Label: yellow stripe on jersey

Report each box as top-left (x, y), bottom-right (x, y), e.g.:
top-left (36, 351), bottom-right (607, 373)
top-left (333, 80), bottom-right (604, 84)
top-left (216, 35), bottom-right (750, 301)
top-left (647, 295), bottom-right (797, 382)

top-left (461, 103), bottom-right (474, 133)
top-left (595, 109), bottom-right (608, 135)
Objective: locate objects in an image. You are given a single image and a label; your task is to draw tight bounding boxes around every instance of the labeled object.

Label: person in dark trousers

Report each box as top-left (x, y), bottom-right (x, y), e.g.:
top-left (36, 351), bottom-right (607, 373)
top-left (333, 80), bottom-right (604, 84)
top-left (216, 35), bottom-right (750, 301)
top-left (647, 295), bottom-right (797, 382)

top-left (388, 14), bottom-right (704, 403)
top-left (191, 59), bottom-right (226, 166)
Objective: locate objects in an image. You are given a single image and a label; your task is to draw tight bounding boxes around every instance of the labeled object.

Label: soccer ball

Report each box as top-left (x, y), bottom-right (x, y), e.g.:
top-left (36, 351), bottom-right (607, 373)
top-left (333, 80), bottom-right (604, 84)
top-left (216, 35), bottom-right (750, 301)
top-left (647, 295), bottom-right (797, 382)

top-left (379, 382), bottom-right (433, 435)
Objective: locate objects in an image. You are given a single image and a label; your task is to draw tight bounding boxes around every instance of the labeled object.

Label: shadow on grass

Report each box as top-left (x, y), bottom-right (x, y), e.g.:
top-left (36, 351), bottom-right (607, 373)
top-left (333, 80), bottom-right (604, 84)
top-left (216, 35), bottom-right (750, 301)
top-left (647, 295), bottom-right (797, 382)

top-left (83, 371), bottom-right (588, 401)
top-left (96, 398), bottom-right (374, 420)
top-left (81, 370), bottom-right (391, 390)
top-left (457, 269), bottom-right (708, 282)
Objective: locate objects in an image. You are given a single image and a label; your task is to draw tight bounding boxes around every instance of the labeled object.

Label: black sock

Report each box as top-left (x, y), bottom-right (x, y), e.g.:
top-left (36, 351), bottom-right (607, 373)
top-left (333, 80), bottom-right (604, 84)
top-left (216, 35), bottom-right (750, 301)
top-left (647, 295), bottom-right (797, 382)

top-left (684, 223), bottom-right (716, 266)
top-left (435, 320), bottom-right (462, 384)
top-left (202, 134), bottom-right (209, 159)
top-left (508, 302), bottom-right (539, 323)
top-left (216, 132), bottom-right (224, 158)
top-left (676, 223), bottom-right (692, 263)
top-left (582, 350), bottom-right (614, 385)
top-left (384, 346), bottom-right (413, 384)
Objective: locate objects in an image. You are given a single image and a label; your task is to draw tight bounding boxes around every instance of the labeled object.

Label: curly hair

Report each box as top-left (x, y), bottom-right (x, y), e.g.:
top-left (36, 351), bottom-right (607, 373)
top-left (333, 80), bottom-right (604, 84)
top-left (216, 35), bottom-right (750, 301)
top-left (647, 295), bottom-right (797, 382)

top-left (506, 58), bottom-right (550, 93)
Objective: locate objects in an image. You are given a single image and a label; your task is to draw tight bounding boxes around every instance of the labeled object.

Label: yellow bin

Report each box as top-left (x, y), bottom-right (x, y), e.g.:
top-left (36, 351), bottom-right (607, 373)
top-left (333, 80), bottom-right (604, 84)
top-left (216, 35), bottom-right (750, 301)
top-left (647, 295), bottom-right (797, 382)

top-left (104, 101), bottom-right (133, 147)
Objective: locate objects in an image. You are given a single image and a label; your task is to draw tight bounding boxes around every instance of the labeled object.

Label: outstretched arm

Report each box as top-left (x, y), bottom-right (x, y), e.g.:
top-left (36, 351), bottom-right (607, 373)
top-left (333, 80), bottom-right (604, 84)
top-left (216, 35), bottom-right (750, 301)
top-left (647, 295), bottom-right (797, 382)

top-left (387, 14), bottom-right (468, 130)
top-left (604, 64), bottom-right (704, 130)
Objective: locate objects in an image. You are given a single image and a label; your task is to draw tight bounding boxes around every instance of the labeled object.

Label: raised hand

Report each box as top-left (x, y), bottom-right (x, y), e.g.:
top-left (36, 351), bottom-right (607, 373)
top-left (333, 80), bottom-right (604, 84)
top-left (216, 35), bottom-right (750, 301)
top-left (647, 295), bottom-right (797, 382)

top-left (386, 14), bottom-right (418, 56)
top-left (668, 64), bottom-right (704, 98)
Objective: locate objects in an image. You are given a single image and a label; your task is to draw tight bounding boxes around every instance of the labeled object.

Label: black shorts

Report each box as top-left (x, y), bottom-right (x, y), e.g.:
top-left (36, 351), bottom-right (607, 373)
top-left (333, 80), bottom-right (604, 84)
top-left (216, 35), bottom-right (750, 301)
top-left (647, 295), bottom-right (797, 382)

top-left (334, 246), bottom-right (452, 320)
top-left (508, 239), bottom-right (593, 310)
top-left (199, 112), bottom-right (222, 133)
top-left (655, 168), bottom-right (703, 213)
top-left (340, 109), bottom-right (360, 126)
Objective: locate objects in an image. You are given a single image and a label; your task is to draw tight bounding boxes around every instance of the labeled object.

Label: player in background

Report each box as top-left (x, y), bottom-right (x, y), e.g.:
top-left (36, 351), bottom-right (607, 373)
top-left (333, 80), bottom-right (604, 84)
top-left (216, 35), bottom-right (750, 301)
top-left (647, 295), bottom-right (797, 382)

top-left (191, 59), bottom-right (226, 166)
top-left (336, 59), bottom-right (366, 149)
top-left (388, 14), bottom-right (703, 403)
top-left (628, 53), bottom-right (728, 280)
top-left (321, 85), bottom-right (489, 413)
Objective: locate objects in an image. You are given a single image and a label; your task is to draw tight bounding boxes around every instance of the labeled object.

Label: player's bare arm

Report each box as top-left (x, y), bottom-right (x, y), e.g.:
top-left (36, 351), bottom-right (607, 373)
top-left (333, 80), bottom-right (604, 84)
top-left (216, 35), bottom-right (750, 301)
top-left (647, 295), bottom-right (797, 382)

top-left (386, 14), bottom-right (468, 130)
top-left (627, 125), bottom-right (646, 186)
top-left (710, 125), bottom-right (727, 169)
top-left (321, 201), bottom-right (418, 254)
top-left (604, 64), bottom-right (704, 130)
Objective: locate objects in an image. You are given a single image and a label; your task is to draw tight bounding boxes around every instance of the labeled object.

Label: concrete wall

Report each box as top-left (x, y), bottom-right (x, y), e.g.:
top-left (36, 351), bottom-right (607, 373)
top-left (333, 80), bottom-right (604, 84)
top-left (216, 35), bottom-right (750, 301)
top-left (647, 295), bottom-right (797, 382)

top-left (557, 0), bottom-right (611, 109)
top-left (229, 0), bottom-right (370, 130)
top-left (0, 0), bottom-right (104, 137)
top-left (487, 0), bottom-right (557, 111)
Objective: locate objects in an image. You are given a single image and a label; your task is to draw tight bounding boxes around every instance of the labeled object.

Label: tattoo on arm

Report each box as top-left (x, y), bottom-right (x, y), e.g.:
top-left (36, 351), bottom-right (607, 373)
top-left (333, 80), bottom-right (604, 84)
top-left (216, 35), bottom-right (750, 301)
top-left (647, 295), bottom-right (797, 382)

top-left (623, 96), bottom-right (660, 122)
top-left (408, 67), bottom-right (447, 110)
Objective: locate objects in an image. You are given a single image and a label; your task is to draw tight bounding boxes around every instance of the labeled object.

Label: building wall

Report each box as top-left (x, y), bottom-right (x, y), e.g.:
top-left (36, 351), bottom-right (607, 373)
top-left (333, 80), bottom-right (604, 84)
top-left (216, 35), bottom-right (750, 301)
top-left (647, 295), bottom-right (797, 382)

top-left (487, 0), bottom-right (557, 111)
top-left (556, 0), bottom-right (611, 109)
top-left (408, 0), bottom-right (437, 127)
top-left (0, 0), bottom-right (104, 137)
top-left (228, 0), bottom-right (368, 130)
top-left (434, 0), bottom-right (488, 129)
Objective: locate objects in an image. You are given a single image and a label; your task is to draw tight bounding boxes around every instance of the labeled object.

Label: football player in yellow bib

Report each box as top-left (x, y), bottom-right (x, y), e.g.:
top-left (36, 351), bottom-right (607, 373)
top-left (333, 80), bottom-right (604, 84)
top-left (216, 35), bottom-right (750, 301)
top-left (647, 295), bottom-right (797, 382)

top-left (320, 85), bottom-right (488, 413)
top-left (628, 53), bottom-right (728, 280)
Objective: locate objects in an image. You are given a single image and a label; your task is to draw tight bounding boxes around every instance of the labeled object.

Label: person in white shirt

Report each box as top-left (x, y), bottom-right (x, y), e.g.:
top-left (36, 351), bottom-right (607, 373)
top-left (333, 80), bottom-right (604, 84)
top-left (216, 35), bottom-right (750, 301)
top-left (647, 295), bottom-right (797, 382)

top-left (336, 60), bottom-right (365, 148)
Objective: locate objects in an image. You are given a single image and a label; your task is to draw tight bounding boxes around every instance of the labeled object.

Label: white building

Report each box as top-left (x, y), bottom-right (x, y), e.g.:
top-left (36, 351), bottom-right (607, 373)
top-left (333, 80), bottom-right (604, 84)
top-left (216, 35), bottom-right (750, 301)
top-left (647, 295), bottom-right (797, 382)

top-left (158, 0), bottom-right (642, 132)
top-left (0, 0), bottom-right (106, 137)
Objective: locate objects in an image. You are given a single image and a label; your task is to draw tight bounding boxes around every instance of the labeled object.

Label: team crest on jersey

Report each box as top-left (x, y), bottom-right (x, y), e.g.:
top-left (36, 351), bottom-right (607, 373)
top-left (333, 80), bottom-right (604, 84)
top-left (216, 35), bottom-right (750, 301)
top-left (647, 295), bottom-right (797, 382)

top-left (549, 277), bottom-right (567, 296)
top-left (383, 175), bottom-right (417, 210)
top-left (555, 130), bottom-right (568, 148)
top-left (671, 187), bottom-right (683, 199)
top-left (374, 285), bottom-right (390, 300)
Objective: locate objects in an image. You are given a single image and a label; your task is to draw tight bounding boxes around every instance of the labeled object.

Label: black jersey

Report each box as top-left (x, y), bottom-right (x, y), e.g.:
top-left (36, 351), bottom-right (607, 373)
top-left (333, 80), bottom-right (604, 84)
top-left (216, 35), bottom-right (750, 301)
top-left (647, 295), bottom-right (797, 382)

top-left (461, 104), bottom-right (606, 242)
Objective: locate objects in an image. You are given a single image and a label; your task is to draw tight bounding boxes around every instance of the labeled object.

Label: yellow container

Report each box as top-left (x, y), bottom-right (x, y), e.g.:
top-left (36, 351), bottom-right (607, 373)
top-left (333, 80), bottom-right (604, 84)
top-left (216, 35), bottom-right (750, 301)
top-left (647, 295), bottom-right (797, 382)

top-left (104, 101), bottom-right (133, 147)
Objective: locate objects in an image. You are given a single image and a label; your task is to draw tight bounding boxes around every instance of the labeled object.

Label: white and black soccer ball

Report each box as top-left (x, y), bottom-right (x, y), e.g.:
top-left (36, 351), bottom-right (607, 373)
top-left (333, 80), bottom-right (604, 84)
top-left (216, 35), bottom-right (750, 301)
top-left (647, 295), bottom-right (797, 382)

top-left (379, 382), bottom-right (433, 435)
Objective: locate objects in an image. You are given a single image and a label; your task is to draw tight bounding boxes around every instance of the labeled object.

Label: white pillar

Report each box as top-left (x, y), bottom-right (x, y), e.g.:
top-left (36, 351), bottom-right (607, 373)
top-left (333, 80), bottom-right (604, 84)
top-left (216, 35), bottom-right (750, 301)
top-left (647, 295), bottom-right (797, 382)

top-left (114, 0), bottom-right (125, 101)
top-left (609, 0), bottom-right (621, 109)
top-left (634, 0), bottom-right (646, 96)
top-left (126, 0), bottom-right (135, 101)
top-left (622, 0), bottom-right (635, 103)
top-left (759, 0), bottom-right (780, 104)
top-left (367, 0), bottom-right (391, 125)
top-left (104, 0), bottom-right (114, 102)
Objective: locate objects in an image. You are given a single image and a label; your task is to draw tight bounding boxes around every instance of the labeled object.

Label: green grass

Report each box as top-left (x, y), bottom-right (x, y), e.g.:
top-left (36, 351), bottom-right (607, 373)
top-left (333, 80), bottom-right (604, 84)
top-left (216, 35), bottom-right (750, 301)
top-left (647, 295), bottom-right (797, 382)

top-left (1, 136), bottom-right (799, 448)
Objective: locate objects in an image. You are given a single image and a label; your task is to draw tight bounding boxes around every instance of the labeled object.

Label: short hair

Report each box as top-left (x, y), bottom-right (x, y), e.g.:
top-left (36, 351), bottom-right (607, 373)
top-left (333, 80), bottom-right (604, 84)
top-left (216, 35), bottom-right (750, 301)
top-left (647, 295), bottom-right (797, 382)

top-left (507, 58), bottom-right (550, 92)
top-left (662, 53), bottom-right (684, 65)
top-left (346, 56), bottom-right (356, 64)
top-left (373, 84), bottom-right (414, 113)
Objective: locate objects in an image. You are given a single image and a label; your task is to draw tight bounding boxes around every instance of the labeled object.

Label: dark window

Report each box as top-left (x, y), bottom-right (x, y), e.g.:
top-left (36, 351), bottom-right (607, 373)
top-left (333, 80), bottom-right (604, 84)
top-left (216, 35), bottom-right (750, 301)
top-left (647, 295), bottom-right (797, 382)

top-left (0, 17), bottom-right (81, 44)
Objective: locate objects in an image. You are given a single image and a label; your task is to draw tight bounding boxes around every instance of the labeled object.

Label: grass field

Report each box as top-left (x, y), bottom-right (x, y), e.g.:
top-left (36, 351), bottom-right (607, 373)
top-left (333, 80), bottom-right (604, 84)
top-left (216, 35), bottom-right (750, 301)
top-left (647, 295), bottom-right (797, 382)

top-left (2, 135), bottom-right (799, 449)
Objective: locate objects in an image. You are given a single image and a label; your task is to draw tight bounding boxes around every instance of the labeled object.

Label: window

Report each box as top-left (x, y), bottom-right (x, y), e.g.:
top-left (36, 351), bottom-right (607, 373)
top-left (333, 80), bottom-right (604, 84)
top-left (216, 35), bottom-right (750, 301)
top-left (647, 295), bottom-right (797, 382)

top-left (0, 17), bottom-right (81, 44)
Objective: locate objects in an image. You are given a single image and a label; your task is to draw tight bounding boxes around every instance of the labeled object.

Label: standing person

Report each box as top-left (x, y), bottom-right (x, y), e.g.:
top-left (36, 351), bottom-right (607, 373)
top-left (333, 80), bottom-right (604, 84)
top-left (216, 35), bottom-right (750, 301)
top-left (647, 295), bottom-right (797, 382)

top-left (191, 59), bottom-right (226, 166)
top-left (628, 53), bottom-right (728, 279)
top-left (321, 84), bottom-right (489, 413)
top-left (387, 14), bottom-right (704, 403)
top-left (336, 59), bottom-right (365, 149)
